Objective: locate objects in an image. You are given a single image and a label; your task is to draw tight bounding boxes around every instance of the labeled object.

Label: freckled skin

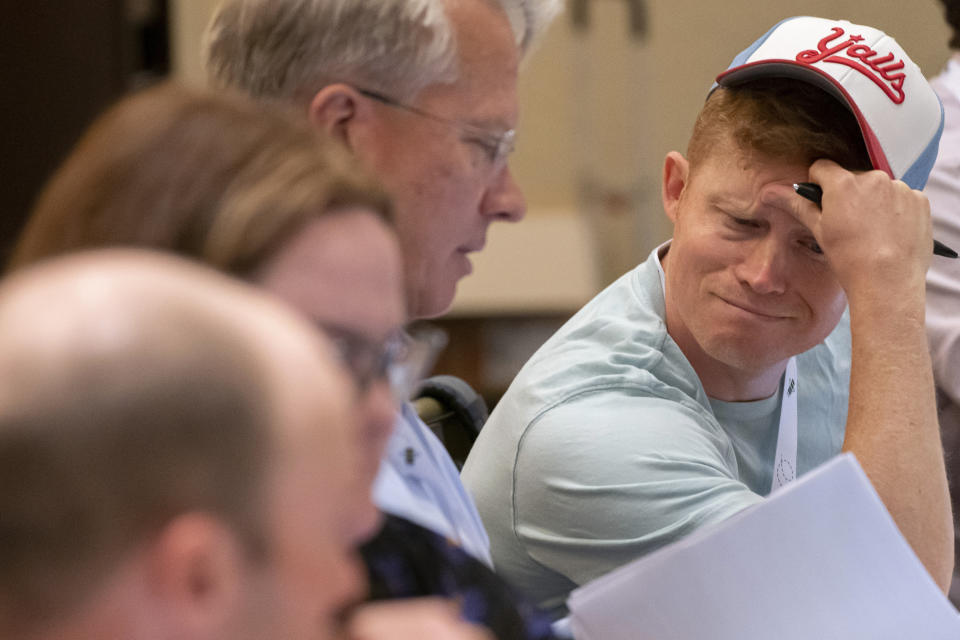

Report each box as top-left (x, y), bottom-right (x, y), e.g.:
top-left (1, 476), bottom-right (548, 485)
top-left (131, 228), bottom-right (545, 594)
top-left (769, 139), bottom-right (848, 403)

top-left (661, 142), bottom-right (846, 401)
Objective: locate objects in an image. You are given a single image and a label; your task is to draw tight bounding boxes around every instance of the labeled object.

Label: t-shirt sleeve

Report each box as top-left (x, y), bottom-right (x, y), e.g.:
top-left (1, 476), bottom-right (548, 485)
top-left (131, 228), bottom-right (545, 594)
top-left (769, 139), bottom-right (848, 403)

top-left (511, 391), bottom-right (763, 587)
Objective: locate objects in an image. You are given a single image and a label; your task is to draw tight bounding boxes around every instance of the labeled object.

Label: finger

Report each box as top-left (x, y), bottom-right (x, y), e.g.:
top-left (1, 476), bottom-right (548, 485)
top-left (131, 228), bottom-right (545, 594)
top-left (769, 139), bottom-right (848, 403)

top-left (759, 182), bottom-right (822, 232)
top-left (806, 157), bottom-right (861, 190)
top-left (344, 599), bottom-right (466, 638)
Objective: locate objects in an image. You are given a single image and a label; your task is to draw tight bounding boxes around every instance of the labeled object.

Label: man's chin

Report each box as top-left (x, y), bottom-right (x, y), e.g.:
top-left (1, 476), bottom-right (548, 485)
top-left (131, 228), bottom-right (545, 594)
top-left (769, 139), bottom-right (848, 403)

top-left (701, 336), bottom-right (793, 374)
top-left (408, 278), bottom-right (458, 320)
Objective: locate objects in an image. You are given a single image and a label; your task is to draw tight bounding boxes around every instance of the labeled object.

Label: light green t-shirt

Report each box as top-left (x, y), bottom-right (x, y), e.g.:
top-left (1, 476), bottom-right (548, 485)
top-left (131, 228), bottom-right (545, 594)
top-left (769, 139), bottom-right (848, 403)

top-left (461, 246), bottom-right (850, 618)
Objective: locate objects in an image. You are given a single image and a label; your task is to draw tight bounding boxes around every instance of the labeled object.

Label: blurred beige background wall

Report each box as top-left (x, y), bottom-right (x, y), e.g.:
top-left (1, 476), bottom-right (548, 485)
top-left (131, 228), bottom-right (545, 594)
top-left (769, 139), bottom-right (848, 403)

top-left (171, 1), bottom-right (953, 312)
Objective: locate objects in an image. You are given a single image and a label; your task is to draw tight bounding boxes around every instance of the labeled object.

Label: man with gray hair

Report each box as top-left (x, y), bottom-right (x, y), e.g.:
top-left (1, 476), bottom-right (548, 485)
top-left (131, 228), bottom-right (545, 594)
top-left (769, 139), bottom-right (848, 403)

top-left (203, 0), bottom-right (560, 564)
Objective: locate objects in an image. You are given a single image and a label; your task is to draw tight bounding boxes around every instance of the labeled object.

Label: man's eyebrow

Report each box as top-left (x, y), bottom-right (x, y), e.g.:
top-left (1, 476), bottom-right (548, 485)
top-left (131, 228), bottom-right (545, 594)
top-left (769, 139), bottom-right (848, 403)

top-left (461, 125), bottom-right (512, 143)
top-left (707, 193), bottom-right (753, 215)
top-left (461, 114), bottom-right (515, 134)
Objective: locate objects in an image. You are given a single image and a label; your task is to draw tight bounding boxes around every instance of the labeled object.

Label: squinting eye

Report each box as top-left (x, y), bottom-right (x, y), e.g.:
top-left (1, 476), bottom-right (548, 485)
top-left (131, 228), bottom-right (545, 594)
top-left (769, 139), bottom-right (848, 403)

top-left (806, 240), bottom-right (824, 255)
top-left (732, 217), bottom-right (759, 228)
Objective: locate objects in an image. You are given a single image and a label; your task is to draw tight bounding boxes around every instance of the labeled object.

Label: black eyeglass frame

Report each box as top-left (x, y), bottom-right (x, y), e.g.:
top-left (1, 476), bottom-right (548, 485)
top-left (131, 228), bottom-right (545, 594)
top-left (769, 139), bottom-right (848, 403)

top-left (318, 322), bottom-right (448, 405)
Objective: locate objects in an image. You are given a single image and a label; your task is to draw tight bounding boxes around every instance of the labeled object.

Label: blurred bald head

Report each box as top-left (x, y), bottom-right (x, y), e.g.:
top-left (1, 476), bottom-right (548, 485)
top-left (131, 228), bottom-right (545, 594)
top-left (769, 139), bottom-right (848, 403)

top-left (0, 250), bottom-right (375, 640)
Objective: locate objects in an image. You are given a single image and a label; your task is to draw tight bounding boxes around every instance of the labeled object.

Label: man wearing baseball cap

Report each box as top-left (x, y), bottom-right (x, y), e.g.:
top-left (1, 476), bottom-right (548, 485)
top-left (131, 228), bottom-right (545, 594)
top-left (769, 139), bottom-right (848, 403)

top-left (463, 16), bottom-right (954, 616)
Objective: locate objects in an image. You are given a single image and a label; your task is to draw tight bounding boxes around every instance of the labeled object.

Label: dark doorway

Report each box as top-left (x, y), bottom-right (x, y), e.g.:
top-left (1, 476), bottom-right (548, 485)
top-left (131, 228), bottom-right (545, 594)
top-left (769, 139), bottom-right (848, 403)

top-left (0, 1), bottom-right (170, 267)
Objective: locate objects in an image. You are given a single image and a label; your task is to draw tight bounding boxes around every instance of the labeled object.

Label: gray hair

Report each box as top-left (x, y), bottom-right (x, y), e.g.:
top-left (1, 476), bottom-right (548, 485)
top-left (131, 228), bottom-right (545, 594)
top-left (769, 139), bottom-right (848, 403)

top-left (202, 0), bottom-right (561, 104)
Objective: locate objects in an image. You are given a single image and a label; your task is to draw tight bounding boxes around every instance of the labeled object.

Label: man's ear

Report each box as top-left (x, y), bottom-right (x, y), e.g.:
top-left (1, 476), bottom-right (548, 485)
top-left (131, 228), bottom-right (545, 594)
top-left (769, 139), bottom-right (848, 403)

top-left (307, 83), bottom-right (367, 148)
top-left (144, 512), bottom-right (249, 634)
top-left (662, 151), bottom-right (690, 225)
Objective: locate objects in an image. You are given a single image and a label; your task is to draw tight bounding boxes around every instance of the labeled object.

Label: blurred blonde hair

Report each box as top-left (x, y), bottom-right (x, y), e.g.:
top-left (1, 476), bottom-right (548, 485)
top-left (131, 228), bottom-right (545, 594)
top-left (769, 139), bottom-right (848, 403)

top-left (10, 81), bottom-right (392, 275)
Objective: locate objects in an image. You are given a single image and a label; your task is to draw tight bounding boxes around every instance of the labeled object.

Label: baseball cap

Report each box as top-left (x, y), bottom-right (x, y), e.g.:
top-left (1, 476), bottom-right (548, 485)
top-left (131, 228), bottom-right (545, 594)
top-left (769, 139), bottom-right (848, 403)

top-left (714, 16), bottom-right (943, 190)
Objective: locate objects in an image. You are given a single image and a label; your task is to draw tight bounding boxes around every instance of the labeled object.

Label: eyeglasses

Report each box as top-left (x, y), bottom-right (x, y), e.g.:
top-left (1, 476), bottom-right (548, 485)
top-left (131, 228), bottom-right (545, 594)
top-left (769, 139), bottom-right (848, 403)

top-left (319, 322), bottom-right (448, 404)
top-left (356, 88), bottom-right (516, 169)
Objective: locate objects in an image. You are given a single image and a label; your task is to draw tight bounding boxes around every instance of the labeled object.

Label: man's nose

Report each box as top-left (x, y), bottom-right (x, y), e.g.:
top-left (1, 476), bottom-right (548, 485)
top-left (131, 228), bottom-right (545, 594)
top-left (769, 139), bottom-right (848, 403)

top-left (481, 166), bottom-right (526, 222)
top-left (736, 238), bottom-right (788, 295)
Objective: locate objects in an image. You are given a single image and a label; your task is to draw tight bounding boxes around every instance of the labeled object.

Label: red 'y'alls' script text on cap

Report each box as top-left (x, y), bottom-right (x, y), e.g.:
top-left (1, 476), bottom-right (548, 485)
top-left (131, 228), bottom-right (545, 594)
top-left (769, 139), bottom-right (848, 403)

top-left (796, 27), bottom-right (906, 104)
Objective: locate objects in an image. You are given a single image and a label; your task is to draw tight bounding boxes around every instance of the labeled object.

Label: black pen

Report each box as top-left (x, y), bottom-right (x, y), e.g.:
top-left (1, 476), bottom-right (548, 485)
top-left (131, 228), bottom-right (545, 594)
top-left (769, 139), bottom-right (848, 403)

top-left (793, 182), bottom-right (959, 259)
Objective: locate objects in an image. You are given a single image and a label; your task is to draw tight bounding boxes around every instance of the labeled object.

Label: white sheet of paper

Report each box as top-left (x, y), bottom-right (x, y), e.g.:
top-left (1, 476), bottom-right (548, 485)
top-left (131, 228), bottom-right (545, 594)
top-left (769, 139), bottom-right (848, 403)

top-left (567, 453), bottom-right (960, 640)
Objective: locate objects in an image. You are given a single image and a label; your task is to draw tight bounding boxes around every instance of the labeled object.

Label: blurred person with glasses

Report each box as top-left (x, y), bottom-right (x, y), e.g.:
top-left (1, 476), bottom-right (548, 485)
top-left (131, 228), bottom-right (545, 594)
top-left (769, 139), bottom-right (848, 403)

top-left (10, 82), bottom-right (559, 640)
top-left (10, 82), bottom-right (403, 493)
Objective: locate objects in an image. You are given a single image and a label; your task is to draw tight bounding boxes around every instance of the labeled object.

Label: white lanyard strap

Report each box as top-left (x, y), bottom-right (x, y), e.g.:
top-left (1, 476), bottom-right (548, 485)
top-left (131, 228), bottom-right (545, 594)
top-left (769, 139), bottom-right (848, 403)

top-left (770, 356), bottom-right (799, 492)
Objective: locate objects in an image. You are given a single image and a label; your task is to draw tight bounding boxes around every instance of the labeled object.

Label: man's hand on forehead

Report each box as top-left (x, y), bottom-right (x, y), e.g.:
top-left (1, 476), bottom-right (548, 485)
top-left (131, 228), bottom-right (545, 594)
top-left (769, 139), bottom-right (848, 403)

top-left (759, 159), bottom-right (932, 295)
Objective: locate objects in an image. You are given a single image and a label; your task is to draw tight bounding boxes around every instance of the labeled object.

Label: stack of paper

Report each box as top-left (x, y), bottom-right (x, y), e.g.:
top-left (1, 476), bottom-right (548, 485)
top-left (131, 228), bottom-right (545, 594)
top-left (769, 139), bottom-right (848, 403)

top-left (568, 453), bottom-right (960, 640)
